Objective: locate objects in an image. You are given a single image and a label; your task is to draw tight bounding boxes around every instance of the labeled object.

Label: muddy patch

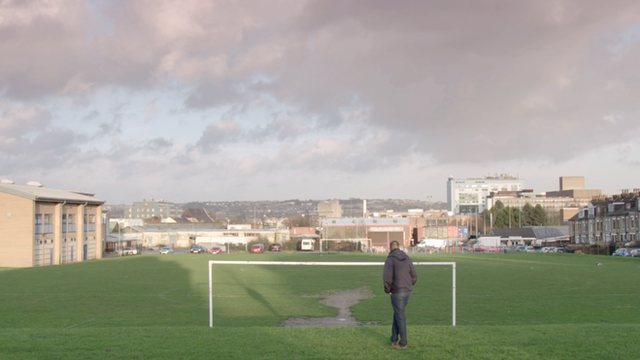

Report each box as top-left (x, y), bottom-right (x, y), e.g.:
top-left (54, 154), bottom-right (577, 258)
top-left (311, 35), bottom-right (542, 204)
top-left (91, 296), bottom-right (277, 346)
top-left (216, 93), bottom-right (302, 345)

top-left (281, 287), bottom-right (378, 327)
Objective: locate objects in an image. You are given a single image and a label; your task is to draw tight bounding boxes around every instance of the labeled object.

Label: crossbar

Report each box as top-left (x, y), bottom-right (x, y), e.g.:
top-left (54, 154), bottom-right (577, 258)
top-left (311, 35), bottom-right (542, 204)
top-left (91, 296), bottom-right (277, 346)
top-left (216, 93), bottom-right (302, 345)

top-left (208, 260), bottom-right (456, 327)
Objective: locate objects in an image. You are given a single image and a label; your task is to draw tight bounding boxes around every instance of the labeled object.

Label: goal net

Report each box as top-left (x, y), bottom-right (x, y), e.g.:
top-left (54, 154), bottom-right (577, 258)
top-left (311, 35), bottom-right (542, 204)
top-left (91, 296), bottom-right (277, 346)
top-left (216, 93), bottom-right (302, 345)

top-left (208, 260), bottom-right (457, 327)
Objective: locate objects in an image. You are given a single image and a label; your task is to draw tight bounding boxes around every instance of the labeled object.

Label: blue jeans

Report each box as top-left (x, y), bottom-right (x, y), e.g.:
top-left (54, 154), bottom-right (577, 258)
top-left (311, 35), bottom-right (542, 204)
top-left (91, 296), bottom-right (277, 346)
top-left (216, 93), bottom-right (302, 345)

top-left (390, 291), bottom-right (412, 346)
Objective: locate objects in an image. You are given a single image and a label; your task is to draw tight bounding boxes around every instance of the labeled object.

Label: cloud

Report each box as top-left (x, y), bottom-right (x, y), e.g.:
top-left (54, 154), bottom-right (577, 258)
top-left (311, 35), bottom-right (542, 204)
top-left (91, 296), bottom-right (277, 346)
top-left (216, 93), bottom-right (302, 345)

top-left (247, 116), bottom-right (304, 142)
top-left (97, 120), bottom-right (122, 137)
top-left (3, 0), bottom-right (640, 202)
top-left (0, 104), bottom-right (51, 137)
top-left (195, 119), bottom-right (243, 151)
top-left (145, 137), bottom-right (173, 152)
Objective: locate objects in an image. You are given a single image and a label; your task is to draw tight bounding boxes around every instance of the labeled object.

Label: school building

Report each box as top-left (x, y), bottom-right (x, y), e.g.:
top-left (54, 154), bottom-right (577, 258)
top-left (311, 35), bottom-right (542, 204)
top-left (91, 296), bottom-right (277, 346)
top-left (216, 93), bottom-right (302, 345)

top-left (0, 181), bottom-right (105, 267)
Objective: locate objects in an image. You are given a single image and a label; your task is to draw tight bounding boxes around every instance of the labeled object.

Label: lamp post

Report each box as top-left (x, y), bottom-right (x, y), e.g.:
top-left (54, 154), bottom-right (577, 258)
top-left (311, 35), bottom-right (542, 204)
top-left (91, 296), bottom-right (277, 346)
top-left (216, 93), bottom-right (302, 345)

top-left (118, 222), bottom-right (122, 257)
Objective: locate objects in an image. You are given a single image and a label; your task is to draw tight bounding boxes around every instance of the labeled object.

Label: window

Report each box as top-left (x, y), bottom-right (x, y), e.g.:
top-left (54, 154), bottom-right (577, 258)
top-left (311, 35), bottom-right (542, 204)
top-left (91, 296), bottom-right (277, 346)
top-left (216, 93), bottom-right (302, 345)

top-left (68, 214), bottom-right (76, 233)
top-left (84, 214), bottom-right (96, 232)
top-left (44, 214), bottom-right (53, 234)
top-left (62, 214), bottom-right (67, 233)
top-left (35, 214), bottom-right (43, 235)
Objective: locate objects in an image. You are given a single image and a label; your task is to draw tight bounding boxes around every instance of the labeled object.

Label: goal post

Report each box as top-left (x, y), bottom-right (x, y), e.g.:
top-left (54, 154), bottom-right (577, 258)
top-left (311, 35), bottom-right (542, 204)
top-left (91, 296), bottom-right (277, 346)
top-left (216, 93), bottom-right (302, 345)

top-left (208, 260), bottom-right (457, 328)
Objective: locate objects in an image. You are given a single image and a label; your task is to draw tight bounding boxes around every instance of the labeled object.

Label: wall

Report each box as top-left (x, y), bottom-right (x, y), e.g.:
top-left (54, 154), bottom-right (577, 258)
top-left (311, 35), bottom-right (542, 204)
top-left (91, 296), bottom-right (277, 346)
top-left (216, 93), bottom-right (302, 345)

top-left (0, 193), bottom-right (34, 267)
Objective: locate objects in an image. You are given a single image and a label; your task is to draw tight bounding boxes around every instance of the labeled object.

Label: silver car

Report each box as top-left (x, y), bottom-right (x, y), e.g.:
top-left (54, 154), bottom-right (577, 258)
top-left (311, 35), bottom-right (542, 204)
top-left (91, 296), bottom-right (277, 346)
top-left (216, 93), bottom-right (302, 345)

top-left (122, 247), bottom-right (137, 255)
top-left (159, 247), bottom-right (174, 255)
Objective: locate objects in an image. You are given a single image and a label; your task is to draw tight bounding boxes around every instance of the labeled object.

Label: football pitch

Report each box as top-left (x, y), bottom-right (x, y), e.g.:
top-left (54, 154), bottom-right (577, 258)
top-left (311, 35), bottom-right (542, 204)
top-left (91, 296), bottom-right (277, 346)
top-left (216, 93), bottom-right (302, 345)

top-left (0, 252), bottom-right (639, 359)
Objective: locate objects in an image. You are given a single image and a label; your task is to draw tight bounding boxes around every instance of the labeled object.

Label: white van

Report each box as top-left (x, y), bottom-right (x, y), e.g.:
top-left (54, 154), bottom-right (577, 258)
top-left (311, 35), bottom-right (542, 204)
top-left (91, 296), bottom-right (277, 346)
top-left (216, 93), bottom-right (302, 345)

top-left (300, 239), bottom-right (315, 251)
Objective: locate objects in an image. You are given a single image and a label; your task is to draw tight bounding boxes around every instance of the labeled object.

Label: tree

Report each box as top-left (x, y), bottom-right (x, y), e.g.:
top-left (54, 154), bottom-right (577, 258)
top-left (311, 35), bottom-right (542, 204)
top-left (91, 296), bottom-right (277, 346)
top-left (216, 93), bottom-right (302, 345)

top-left (508, 207), bottom-right (522, 228)
top-left (284, 214), bottom-right (318, 228)
top-left (522, 203), bottom-right (535, 226)
top-left (532, 204), bottom-right (548, 226)
top-left (494, 210), bottom-right (509, 228)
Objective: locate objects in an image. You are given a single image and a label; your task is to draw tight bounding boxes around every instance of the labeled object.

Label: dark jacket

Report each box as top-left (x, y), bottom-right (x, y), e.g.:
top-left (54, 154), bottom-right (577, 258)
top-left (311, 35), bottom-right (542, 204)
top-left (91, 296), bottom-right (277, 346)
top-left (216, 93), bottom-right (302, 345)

top-left (383, 249), bottom-right (418, 294)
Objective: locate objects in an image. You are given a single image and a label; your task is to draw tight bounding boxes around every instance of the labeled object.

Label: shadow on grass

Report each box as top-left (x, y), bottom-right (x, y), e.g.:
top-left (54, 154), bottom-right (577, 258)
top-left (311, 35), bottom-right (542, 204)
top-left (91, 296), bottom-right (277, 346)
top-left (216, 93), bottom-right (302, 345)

top-left (0, 254), bottom-right (199, 329)
top-left (223, 265), bottom-right (281, 317)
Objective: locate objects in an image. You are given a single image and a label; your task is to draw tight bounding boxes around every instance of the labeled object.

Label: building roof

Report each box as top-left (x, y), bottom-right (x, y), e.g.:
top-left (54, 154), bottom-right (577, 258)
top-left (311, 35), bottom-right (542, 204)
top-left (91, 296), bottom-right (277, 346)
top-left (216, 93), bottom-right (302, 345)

top-left (0, 183), bottom-right (104, 204)
top-left (491, 228), bottom-right (536, 238)
top-left (531, 226), bottom-right (569, 239)
top-left (322, 217), bottom-right (410, 226)
top-left (181, 208), bottom-right (215, 222)
top-left (491, 226), bottom-right (568, 239)
top-left (164, 216), bottom-right (192, 224)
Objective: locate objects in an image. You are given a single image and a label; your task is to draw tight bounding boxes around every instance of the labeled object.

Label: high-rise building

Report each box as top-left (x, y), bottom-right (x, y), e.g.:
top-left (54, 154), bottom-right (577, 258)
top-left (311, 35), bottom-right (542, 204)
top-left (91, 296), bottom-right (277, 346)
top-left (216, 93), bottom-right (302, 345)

top-left (128, 199), bottom-right (177, 219)
top-left (447, 174), bottom-right (523, 215)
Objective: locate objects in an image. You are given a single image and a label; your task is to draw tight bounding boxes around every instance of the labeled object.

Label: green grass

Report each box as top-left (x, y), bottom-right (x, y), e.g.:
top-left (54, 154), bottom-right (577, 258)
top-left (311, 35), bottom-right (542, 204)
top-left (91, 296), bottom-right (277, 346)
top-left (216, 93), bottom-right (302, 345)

top-left (1, 252), bottom-right (639, 359)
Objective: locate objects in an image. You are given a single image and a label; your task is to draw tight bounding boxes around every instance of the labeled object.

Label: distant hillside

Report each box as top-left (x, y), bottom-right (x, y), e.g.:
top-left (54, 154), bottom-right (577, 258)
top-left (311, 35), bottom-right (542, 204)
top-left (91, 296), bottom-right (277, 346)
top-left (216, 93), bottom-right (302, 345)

top-left (105, 199), bottom-right (447, 221)
top-left (183, 198), bottom-right (447, 220)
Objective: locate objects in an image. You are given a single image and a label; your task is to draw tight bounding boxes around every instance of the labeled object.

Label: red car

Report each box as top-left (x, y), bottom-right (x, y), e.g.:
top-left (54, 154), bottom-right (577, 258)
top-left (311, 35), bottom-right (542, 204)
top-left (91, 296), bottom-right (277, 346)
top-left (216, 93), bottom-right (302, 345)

top-left (250, 244), bottom-right (265, 253)
top-left (210, 247), bottom-right (222, 254)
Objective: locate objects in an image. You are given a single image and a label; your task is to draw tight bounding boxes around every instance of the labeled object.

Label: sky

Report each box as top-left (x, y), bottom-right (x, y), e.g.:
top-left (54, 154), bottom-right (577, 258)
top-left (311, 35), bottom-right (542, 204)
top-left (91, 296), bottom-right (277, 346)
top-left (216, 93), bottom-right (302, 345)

top-left (1, 0), bottom-right (640, 204)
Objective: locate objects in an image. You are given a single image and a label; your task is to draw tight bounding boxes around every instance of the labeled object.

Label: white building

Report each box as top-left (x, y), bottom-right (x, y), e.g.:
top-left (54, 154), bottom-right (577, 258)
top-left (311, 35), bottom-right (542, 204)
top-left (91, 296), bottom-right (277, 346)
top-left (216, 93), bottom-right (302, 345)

top-left (447, 174), bottom-right (524, 215)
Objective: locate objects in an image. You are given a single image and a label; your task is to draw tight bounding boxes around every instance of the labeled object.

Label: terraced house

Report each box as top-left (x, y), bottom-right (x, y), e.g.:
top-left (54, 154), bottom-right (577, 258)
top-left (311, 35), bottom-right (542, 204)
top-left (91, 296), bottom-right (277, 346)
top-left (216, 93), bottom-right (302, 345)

top-left (0, 180), bottom-right (105, 268)
top-left (569, 191), bottom-right (639, 246)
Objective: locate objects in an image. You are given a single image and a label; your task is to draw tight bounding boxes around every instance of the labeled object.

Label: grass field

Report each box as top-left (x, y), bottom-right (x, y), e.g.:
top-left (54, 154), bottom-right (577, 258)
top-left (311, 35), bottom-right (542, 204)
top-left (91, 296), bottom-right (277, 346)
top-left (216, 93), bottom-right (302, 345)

top-left (1, 252), bottom-right (639, 359)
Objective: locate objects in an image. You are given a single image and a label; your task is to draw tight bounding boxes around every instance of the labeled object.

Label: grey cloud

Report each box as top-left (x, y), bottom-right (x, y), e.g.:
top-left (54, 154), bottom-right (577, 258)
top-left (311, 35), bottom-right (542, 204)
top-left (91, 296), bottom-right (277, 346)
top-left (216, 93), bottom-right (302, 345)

top-left (3, 0), bottom-right (640, 170)
top-left (145, 137), bottom-right (173, 152)
top-left (0, 106), bottom-right (51, 137)
top-left (247, 116), bottom-right (303, 142)
top-left (196, 120), bottom-right (244, 151)
top-left (185, 79), bottom-right (244, 109)
top-left (97, 119), bottom-right (122, 137)
top-left (266, 0), bottom-right (640, 164)
top-left (83, 110), bottom-right (100, 121)
top-left (0, 127), bottom-right (82, 172)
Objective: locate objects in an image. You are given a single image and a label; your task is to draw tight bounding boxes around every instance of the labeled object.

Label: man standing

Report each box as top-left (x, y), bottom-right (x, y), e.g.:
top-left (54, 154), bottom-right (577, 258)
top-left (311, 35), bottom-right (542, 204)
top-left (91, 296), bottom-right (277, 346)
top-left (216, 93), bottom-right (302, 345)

top-left (383, 240), bottom-right (417, 349)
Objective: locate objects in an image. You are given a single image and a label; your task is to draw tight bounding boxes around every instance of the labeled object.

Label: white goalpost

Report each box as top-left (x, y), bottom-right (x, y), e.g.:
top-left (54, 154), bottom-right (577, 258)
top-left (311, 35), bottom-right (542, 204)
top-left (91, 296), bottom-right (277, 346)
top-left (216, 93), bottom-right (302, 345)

top-left (208, 260), bottom-right (457, 328)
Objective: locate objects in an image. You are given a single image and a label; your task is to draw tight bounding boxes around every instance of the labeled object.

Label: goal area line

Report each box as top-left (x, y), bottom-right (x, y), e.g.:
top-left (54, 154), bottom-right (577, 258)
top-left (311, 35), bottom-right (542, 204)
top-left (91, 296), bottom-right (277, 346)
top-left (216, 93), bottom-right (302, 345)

top-left (208, 260), bottom-right (457, 328)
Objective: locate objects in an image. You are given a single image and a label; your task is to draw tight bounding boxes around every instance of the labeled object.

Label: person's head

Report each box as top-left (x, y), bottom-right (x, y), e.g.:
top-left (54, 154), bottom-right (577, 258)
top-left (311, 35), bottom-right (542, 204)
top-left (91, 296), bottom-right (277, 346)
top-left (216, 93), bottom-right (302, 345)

top-left (389, 241), bottom-right (400, 252)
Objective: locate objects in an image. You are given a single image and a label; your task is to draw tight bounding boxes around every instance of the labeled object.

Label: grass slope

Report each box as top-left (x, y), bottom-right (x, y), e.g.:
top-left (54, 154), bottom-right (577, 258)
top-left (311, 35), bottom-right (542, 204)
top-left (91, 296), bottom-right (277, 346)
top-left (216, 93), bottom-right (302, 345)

top-left (1, 252), bottom-right (639, 359)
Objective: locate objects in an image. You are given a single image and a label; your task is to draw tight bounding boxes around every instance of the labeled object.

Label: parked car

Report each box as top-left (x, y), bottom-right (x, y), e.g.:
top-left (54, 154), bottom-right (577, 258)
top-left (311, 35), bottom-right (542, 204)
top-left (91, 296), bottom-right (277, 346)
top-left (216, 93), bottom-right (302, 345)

top-left (159, 247), bottom-right (174, 255)
top-left (541, 247), bottom-right (556, 253)
top-left (210, 247), bottom-right (222, 254)
top-left (190, 245), bottom-right (207, 254)
top-left (525, 246), bottom-right (537, 253)
top-left (612, 248), bottom-right (633, 257)
top-left (122, 247), bottom-right (137, 255)
top-left (515, 245), bottom-right (527, 252)
top-left (630, 249), bottom-right (640, 257)
top-left (300, 239), bottom-right (315, 251)
top-left (554, 247), bottom-right (567, 253)
top-left (269, 243), bottom-right (281, 252)
top-left (251, 244), bottom-right (265, 253)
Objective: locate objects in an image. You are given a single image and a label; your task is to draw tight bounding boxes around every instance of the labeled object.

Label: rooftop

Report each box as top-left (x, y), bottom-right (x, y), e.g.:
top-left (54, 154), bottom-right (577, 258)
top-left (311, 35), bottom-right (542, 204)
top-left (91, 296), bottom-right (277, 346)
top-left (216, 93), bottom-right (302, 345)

top-left (0, 183), bottom-right (104, 205)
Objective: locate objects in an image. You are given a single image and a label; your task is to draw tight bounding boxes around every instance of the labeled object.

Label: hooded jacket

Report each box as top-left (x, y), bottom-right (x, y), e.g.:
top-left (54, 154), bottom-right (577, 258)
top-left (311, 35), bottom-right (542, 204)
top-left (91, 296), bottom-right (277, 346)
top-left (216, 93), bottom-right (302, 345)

top-left (383, 249), bottom-right (418, 294)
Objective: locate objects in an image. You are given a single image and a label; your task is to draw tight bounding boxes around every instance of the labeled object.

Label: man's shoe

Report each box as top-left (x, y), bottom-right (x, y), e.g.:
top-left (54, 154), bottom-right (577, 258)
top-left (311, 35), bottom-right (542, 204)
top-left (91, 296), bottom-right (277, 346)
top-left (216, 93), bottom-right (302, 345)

top-left (392, 343), bottom-right (408, 349)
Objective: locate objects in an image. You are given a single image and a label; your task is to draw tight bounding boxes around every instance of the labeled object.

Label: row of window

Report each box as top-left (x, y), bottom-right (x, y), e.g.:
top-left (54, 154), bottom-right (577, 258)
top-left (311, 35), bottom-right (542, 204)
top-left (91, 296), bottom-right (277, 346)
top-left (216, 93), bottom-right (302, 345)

top-left (574, 215), bottom-right (638, 233)
top-left (35, 214), bottom-right (95, 235)
top-left (34, 238), bottom-right (78, 245)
